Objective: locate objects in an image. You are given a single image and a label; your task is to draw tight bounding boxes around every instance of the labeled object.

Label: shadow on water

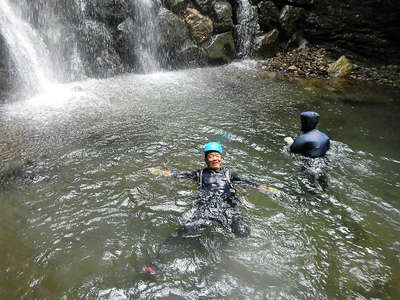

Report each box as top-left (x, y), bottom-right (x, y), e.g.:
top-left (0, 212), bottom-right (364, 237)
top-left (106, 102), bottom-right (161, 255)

top-left (1, 62), bottom-right (400, 299)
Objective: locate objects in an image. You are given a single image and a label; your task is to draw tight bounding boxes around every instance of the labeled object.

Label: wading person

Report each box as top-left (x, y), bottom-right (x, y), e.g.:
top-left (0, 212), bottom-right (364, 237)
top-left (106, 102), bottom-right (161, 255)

top-left (284, 111), bottom-right (330, 191)
top-left (144, 142), bottom-right (276, 274)
top-left (284, 111), bottom-right (330, 158)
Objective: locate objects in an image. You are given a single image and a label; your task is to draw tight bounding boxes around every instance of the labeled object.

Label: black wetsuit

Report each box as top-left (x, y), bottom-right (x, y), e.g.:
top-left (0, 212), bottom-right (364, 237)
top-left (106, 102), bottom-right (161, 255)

top-left (146, 167), bottom-right (261, 272)
top-left (290, 112), bottom-right (330, 158)
top-left (172, 166), bottom-right (258, 238)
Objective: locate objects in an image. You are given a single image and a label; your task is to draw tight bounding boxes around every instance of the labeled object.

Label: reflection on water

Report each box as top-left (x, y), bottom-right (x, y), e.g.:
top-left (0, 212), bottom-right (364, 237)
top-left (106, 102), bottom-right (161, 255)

top-left (1, 62), bottom-right (400, 299)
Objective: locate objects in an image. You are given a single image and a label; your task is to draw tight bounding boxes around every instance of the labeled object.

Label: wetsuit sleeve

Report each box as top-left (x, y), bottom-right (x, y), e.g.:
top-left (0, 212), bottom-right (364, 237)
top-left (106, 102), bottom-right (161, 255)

top-left (171, 171), bottom-right (198, 181)
top-left (289, 135), bottom-right (306, 154)
top-left (230, 170), bottom-right (259, 188)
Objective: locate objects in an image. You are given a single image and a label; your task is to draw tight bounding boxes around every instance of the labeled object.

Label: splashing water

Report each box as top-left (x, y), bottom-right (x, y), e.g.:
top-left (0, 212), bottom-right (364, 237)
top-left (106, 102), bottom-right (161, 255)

top-left (236, 0), bottom-right (259, 58)
top-left (131, 0), bottom-right (161, 73)
top-left (0, 0), bottom-right (55, 95)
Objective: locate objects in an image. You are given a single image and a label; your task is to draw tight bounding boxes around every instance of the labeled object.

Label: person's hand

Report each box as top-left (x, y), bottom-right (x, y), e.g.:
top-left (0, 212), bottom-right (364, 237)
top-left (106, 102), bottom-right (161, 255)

top-left (284, 136), bottom-right (294, 146)
top-left (146, 168), bottom-right (172, 176)
top-left (257, 185), bottom-right (281, 194)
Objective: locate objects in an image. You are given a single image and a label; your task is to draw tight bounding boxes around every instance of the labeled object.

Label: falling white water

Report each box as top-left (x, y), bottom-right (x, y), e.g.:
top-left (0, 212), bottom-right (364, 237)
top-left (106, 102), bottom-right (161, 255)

top-left (0, 0), bottom-right (55, 94)
top-left (236, 0), bottom-right (259, 58)
top-left (131, 0), bottom-right (161, 73)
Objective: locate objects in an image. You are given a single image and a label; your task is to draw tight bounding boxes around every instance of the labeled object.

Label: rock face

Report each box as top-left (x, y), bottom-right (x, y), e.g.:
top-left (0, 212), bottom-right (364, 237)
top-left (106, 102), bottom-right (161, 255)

top-left (78, 20), bottom-right (124, 77)
top-left (301, 0), bottom-right (400, 64)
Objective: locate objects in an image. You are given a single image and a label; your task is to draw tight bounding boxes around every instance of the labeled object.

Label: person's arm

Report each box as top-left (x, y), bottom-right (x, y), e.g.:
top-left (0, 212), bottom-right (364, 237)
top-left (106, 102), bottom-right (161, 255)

top-left (146, 167), bottom-right (172, 176)
top-left (289, 137), bottom-right (302, 153)
top-left (230, 170), bottom-right (279, 193)
top-left (146, 168), bottom-right (198, 180)
top-left (171, 170), bottom-right (198, 180)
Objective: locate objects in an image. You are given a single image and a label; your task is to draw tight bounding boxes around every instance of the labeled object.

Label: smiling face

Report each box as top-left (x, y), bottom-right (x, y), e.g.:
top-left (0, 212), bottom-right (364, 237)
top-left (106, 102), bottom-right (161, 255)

top-left (205, 151), bottom-right (224, 171)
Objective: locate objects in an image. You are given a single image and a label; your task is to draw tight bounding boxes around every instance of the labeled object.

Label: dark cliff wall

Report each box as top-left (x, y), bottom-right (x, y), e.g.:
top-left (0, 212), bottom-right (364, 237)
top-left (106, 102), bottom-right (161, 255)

top-left (300, 0), bottom-right (400, 63)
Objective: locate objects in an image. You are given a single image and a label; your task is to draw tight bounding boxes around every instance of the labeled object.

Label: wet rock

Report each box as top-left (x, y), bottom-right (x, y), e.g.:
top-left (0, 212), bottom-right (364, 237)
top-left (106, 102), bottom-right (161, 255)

top-left (193, 0), bottom-right (215, 14)
top-left (257, 1), bottom-right (280, 31)
top-left (158, 8), bottom-right (191, 50)
top-left (327, 55), bottom-right (353, 78)
top-left (163, 0), bottom-right (188, 15)
top-left (0, 38), bottom-right (14, 100)
top-left (279, 5), bottom-right (304, 38)
top-left (115, 17), bottom-right (136, 67)
top-left (256, 28), bottom-right (279, 58)
top-left (184, 8), bottom-right (214, 44)
top-left (177, 40), bottom-right (208, 67)
top-left (287, 0), bottom-right (314, 5)
top-left (262, 28), bottom-right (280, 45)
top-left (212, 1), bottom-right (234, 33)
top-left (257, 46), bottom-right (400, 87)
top-left (78, 20), bottom-right (124, 78)
top-left (86, 0), bottom-right (130, 27)
top-left (204, 32), bottom-right (235, 63)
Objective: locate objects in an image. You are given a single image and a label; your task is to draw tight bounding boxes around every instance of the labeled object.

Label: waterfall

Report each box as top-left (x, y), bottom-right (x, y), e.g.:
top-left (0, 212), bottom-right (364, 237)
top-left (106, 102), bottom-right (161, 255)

top-left (0, 0), bottom-right (55, 94)
top-left (130, 0), bottom-right (161, 73)
top-left (236, 0), bottom-right (259, 58)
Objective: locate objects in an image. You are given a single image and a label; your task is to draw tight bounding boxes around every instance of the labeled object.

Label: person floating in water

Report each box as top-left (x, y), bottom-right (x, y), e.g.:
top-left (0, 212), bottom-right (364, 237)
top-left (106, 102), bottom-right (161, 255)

top-left (144, 142), bottom-right (277, 274)
top-left (284, 111), bottom-right (330, 158)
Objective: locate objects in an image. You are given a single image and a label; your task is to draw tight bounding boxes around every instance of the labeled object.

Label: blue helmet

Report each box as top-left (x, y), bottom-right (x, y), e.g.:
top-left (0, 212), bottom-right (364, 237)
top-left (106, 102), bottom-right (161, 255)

top-left (203, 142), bottom-right (224, 154)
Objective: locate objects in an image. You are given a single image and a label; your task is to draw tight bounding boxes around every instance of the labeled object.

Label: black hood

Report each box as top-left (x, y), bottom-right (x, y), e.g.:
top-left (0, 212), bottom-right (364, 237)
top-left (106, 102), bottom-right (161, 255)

top-left (300, 111), bottom-right (320, 132)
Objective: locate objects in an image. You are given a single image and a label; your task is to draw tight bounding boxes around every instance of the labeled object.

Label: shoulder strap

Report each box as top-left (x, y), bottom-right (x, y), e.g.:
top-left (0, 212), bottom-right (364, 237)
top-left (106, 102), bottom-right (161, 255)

top-left (224, 167), bottom-right (233, 188)
top-left (197, 168), bottom-right (204, 187)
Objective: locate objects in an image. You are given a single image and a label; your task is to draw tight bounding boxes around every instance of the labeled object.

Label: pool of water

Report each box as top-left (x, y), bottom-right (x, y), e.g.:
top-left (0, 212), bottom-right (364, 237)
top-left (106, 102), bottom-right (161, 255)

top-left (1, 61), bottom-right (399, 299)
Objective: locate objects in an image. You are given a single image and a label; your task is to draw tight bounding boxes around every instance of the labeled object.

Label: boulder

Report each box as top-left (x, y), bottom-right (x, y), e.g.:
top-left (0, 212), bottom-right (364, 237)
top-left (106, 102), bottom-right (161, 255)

top-left (261, 28), bottom-right (280, 46)
top-left (258, 1), bottom-right (280, 31)
top-left (193, 0), bottom-right (215, 14)
top-left (184, 8), bottom-right (213, 44)
top-left (327, 55), bottom-right (353, 78)
top-left (177, 40), bottom-right (208, 67)
top-left (212, 1), bottom-right (234, 33)
top-left (163, 0), bottom-right (188, 15)
top-left (158, 8), bottom-right (191, 50)
top-left (279, 5), bottom-right (304, 38)
top-left (204, 32), bottom-right (235, 63)
top-left (256, 28), bottom-right (279, 57)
